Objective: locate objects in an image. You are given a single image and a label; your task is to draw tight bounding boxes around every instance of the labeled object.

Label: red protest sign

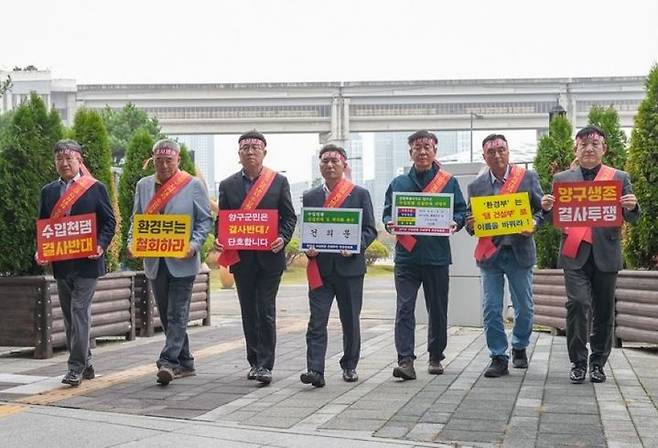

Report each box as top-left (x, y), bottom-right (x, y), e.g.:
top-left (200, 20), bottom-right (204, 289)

top-left (218, 210), bottom-right (278, 251)
top-left (37, 213), bottom-right (98, 262)
top-left (553, 180), bottom-right (622, 228)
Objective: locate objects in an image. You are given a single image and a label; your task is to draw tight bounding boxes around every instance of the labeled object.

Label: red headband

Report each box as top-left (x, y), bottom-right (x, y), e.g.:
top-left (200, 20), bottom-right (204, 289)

top-left (320, 150), bottom-right (347, 162)
top-left (576, 133), bottom-right (604, 144)
top-left (410, 137), bottom-right (437, 148)
top-left (239, 138), bottom-right (265, 149)
top-left (483, 138), bottom-right (508, 152)
top-left (153, 147), bottom-right (179, 157)
top-left (58, 148), bottom-right (81, 157)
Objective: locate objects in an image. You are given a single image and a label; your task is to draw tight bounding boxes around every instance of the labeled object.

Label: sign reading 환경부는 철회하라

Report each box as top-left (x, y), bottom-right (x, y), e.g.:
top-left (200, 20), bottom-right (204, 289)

top-left (390, 192), bottom-right (454, 236)
top-left (552, 180), bottom-right (622, 228)
top-left (301, 208), bottom-right (362, 254)
top-left (470, 192), bottom-right (534, 237)
top-left (131, 214), bottom-right (191, 257)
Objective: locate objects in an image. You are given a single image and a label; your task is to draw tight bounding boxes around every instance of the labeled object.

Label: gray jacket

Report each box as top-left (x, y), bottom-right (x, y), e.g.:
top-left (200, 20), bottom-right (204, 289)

top-left (467, 168), bottom-right (544, 269)
top-left (128, 174), bottom-right (213, 279)
top-left (546, 167), bottom-right (640, 272)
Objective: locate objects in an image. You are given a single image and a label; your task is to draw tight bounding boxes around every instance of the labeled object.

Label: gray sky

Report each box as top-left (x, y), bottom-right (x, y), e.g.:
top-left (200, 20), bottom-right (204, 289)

top-left (4, 0), bottom-right (657, 183)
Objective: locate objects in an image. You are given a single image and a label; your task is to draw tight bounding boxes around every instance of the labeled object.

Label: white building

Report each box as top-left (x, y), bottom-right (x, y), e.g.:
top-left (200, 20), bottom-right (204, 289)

top-left (175, 135), bottom-right (216, 198)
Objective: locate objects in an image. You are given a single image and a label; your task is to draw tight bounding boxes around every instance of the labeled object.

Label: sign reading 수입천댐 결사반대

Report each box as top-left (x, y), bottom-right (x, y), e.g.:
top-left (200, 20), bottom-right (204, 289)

top-left (390, 192), bottom-right (454, 236)
top-left (37, 213), bottom-right (98, 262)
top-left (301, 208), bottom-right (362, 254)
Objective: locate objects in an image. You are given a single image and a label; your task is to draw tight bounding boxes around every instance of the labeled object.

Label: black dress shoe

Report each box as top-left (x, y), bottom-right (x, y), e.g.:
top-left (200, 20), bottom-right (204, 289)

top-left (255, 367), bottom-right (272, 385)
top-left (300, 370), bottom-right (325, 387)
top-left (247, 367), bottom-right (257, 380)
top-left (590, 364), bottom-right (607, 383)
top-left (484, 357), bottom-right (509, 378)
top-left (512, 348), bottom-right (528, 369)
top-left (393, 360), bottom-right (416, 380)
top-left (570, 363), bottom-right (587, 384)
top-left (61, 370), bottom-right (82, 387)
top-left (342, 369), bottom-right (358, 382)
top-left (83, 365), bottom-right (95, 380)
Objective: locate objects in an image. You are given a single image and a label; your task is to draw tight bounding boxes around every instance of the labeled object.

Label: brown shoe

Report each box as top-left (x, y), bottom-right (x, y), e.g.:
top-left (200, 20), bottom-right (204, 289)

top-left (156, 366), bottom-right (174, 385)
top-left (393, 360), bottom-right (416, 380)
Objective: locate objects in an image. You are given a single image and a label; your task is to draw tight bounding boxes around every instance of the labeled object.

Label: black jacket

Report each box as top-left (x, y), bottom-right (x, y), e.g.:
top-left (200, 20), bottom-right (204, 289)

top-left (217, 170), bottom-right (297, 273)
top-left (303, 184), bottom-right (377, 277)
top-left (38, 179), bottom-right (116, 279)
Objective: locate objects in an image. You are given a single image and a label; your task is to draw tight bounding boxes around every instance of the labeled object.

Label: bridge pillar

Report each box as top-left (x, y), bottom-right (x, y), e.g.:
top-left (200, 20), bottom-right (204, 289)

top-left (322, 95), bottom-right (350, 148)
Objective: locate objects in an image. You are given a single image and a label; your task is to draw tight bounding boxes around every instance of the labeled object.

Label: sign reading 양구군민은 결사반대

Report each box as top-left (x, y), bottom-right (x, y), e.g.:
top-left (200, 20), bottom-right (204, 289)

top-left (391, 192), bottom-right (454, 236)
top-left (131, 214), bottom-right (191, 258)
top-left (301, 208), bottom-right (362, 254)
top-left (470, 192), bottom-right (534, 237)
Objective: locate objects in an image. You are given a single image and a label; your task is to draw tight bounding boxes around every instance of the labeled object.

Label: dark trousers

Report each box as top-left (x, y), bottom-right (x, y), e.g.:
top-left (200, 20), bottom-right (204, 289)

top-left (306, 274), bottom-right (364, 374)
top-left (150, 261), bottom-right (195, 371)
top-left (394, 264), bottom-right (449, 363)
top-left (56, 275), bottom-right (98, 373)
top-left (564, 254), bottom-right (618, 367)
top-left (234, 267), bottom-right (282, 371)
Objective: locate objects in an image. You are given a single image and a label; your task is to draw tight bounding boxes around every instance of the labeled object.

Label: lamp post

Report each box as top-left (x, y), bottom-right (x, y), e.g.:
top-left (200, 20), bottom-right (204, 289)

top-left (469, 112), bottom-right (484, 162)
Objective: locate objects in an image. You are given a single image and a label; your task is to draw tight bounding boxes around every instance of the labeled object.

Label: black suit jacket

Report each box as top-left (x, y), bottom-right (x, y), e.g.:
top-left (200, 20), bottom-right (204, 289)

top-left (217, 170), bottom-right (297, 273)
top-left (38, 179), bottom-right (116, 279)
top-left (302, 184), bottom-right (377, 277)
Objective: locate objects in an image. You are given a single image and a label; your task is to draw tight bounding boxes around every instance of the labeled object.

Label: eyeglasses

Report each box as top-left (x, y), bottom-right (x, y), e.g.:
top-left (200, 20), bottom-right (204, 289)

top-left (411, 144), bottom-right (436, 154)
top-left (239, 145), bottom-right (265, 153)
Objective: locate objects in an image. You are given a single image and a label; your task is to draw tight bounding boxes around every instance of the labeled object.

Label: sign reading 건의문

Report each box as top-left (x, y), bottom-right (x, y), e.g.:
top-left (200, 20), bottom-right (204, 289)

top-left (301, 208), bottom-right (362, 254)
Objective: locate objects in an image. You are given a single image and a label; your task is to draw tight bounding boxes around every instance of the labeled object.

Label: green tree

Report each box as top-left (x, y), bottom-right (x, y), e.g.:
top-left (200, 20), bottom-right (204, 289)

top-left (179, 143), bottom-right (196, 176)
top-left (285, 237), bottom-right (302, 266)
top-left (118, 129), bottom-right (154, 269)
top-left (587, 105), bottom-right (628, 169)
top-left (0, 74), bottom-right (11, 97)
top-left (71, 108), bottom-right (120, 271)
top-left (365, 240), bottom-right (389, 265)
top-left (0, 92), bottom-right (63, 275)
top-left (624, 64), bottom-right (658, 269)
top-left (533, 114), bottom-right (574, 269)
top-left (101, 104), bottom-right (161, 165)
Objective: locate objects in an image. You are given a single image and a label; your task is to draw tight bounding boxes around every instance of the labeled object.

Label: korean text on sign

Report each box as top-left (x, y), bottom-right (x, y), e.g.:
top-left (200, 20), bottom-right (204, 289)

top-left (218, 210), bottom-right (279, 251)
top-left (131, 214), bottom-right (191, 258)
top-left (391, 192), bottom-right (454, 236)
top-left (300, 208), bottom-right (362, 254)
top-left (552, 180), bottom-right (622, 228)
top-left (470, 192), bottom-right (534, 237)
top-left (37, 213), bottom-right (97, 262)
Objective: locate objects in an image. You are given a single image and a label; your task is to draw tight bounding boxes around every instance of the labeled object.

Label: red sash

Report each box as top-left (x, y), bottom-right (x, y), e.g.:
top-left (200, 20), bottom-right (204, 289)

top-left (396, 168), bottom-right (453, 252)
top-left (474, 165), bottom-right (526, 262)
top-left (562, 165), bottom-right (616, 259)
top-left (307, 179), bottom-right (356, 290)
top-left (51, 175), bottom-right (98, 219)
top-left (145, 170), bottom-right (193, 214)
top-left (219, 167), bottom-right (277, 267)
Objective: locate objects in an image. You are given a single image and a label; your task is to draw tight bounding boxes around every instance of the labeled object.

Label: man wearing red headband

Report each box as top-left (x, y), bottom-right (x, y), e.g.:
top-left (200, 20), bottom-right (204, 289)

top-left (383, 130), bottom-right (467, 380)
top-left (35, 140), bottom-right (116, 386)
top-left (299, 144), bottom-right (377, 388)
top-left (466, 134), bottom-right (544, 378)
top-left (215, 130), bottom-right (297, 385)
top-left (128, 139), bottom-right (212, 385)
top-left (541, 126), bottom-right (640, 384)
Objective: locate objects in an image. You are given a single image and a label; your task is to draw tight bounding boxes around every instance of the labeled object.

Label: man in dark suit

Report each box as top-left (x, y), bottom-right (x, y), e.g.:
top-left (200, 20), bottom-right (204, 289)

top-left (299, 144), bottom-right (377, 388)
top-left (541, 125), bottom-right (640, 384)
top-left (214, 130), bottom-right (297, 385)
top-left (466, 134), bottom-right (544, 378)
top-left (35, 139), bottom-right (116, 386)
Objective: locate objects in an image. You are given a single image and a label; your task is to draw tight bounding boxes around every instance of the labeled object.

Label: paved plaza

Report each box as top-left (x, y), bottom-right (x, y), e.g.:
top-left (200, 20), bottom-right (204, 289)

top-left (1, 278), bottom-right (657, 447)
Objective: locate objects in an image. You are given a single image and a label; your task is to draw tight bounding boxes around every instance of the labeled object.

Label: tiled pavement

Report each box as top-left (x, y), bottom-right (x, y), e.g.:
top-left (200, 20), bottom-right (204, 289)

top-left (1, 299), bottom-right (658, 446)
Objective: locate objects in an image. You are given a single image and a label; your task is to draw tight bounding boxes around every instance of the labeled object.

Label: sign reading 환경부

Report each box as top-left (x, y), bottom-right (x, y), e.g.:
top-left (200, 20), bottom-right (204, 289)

top-left (552, 180), bottom-right (622, 228)
top-left (218, 209), bottom-right (278, 251)
top-left (470, 192), bottom-right (534, 237)
top-left (37, 213), bottom-right (98, 262)
top-left (391, 192), bottom-right (454, 236)
top-left (301, 208), bottom-right (362, 254)
top-left (131, 214), bottom-right (191, 257)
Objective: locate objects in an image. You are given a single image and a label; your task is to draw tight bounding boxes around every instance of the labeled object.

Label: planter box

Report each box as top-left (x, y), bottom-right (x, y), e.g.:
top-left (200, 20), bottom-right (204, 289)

top-left (533, 269), bottom-right (658, 346)
top-left (0, 272), bottom-right (136, 359)
top-left (134, 265), bottom-right (211, 337)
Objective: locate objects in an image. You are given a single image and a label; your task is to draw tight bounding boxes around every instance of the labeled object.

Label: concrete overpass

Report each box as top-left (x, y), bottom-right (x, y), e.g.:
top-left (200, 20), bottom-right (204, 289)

top-left (75, 76), bottom-right (646, 144)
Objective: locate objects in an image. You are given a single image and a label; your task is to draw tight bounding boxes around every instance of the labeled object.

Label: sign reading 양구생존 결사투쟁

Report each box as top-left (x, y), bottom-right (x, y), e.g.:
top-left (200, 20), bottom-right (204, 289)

top-left (552, 180), bottom-right (623, 228)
